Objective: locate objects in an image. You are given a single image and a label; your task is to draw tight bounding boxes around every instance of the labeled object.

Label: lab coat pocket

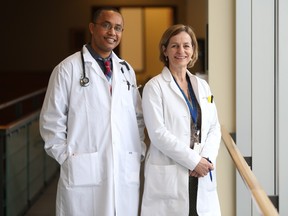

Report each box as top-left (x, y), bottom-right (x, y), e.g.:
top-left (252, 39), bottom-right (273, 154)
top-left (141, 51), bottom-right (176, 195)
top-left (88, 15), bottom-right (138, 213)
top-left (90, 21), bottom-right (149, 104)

top-left (146, 164), bottom-right (178, 199)
top-left (67, 152), bottom-right (101, 186)
top-left (201, 97), bottom-right (215, 124)
top-left (198, 170), bottom-right (217, 191)
top-left (125, 152), bottom-right (141, 185)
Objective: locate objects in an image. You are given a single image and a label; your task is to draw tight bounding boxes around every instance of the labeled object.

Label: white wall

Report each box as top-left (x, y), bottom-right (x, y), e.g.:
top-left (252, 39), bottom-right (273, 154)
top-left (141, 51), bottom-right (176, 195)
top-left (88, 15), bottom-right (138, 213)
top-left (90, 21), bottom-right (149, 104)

top-left (208, 0), bottom-right (236, 215)
top-left (278, 0), bottom-right (288, 214)
top-left (208, 0), bottom-right (236, 132)
top-left (236, 0), bottom-right (288, 215)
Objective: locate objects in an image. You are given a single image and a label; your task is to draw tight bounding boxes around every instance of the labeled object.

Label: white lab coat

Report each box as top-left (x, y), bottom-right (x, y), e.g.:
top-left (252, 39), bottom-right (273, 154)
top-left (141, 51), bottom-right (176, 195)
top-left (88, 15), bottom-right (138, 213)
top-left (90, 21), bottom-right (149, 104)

top-left (141, 67), bottom-right (221, 216)
top-left (39, 45), bottom-right (146, 216)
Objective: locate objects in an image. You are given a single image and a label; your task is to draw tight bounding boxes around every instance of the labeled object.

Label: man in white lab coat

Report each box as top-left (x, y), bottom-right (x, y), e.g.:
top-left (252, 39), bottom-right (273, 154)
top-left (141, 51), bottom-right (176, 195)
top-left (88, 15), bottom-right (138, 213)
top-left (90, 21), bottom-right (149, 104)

top-left (39, 7), bottom-right (146, 216)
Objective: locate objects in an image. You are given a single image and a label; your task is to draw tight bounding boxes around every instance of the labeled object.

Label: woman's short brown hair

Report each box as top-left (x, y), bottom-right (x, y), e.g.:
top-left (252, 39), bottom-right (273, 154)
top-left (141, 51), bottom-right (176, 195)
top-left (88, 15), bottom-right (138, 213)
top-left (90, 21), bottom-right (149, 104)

top-left (159, 24), bottom-right (198, 68)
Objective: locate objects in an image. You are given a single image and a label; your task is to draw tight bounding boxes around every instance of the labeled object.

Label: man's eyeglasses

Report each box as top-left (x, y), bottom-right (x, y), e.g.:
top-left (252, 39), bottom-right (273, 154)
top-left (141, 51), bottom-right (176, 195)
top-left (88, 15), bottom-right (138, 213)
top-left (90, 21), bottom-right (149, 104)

top-left (94, 22), bottom-right (123, 33)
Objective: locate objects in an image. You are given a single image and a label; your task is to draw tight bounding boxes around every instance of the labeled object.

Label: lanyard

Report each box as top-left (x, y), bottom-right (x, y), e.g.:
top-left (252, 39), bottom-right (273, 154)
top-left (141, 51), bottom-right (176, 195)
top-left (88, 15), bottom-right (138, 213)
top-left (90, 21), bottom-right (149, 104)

top-left (173, 75), bottom-right (198, 127)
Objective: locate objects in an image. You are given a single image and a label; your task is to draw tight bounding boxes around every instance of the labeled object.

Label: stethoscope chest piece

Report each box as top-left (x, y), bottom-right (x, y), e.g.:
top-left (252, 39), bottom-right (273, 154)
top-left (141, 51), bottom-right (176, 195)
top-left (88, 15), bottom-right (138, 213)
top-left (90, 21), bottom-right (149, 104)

top-left (80, 77), bottom-right (89, 87)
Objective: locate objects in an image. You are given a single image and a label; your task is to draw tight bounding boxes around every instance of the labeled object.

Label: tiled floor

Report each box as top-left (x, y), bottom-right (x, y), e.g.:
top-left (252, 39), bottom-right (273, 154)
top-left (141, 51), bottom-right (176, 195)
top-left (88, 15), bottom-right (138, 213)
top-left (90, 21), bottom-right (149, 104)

top-left (24, 174), bottom-right (58, 216)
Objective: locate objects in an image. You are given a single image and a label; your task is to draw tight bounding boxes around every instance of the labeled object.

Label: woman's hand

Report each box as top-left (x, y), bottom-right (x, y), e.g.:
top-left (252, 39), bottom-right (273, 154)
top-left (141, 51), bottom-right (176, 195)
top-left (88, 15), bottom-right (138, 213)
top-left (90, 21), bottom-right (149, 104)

top-left (192, 157), bottom-right (214, 177)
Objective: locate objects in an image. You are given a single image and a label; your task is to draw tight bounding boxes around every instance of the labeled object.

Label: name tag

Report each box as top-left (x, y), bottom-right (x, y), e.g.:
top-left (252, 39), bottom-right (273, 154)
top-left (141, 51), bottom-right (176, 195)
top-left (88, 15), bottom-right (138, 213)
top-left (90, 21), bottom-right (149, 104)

top-left (192, 129), bottom-right (201, 154)
top-left (193, 142), bottom-right (201, 154)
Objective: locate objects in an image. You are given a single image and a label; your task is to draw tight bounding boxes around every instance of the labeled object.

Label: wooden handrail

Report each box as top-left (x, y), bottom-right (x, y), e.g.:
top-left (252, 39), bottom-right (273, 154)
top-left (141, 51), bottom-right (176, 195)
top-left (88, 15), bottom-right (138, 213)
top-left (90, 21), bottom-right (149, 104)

top-left (0, 88), bottom-right (46, 110)
top-left (221, 125), bottom-right (279, 216)
top-left (0, 111), bottom-right (40, 131)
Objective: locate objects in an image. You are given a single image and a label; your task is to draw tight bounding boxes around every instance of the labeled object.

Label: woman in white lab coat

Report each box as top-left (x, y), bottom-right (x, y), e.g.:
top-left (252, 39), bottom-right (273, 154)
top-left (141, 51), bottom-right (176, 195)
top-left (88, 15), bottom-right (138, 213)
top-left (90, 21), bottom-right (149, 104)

top-left (40, 8), bottom-right (145, 216)
top-left (141, 24), bottom-right (221, 216)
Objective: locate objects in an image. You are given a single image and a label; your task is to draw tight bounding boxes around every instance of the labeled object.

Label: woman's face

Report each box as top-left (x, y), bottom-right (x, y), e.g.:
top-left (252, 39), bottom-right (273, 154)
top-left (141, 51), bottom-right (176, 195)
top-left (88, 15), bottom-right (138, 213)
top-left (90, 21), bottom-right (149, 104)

top-left (89, 10), bottom-right (123, 58)
top-left (164, 31), bottom-right (193, 70)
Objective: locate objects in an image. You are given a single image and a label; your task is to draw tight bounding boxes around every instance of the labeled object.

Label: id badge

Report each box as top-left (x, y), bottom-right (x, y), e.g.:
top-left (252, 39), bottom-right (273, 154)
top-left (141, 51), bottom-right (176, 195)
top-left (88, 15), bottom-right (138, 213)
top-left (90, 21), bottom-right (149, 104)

top-left (193, 130), bottom-right (201, 154)
top-left (193, 142), bottom-right (201, 154)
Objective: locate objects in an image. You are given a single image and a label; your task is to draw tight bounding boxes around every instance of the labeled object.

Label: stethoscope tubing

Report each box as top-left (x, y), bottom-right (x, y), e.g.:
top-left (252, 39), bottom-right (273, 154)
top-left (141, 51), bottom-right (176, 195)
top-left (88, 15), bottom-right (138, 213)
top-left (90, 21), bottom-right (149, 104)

top-left (79, 48), bottom-right (133, 89)
top-left (80, 49), bottom-right (89, 87)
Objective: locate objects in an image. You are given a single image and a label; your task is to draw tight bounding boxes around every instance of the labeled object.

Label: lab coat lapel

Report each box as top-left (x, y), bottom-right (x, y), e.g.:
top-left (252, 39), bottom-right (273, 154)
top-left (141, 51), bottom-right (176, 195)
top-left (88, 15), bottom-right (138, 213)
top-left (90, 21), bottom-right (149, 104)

top-left (110, 54), bottom-right (126, 101)
top-left (111, 59), bottom-right (120, 96)
top-left (161, 67), bottom-right (184, 99)
top-left (187, 72), bottom-right (200, 103)
top-left (82, 46), bottom-right (109, 81)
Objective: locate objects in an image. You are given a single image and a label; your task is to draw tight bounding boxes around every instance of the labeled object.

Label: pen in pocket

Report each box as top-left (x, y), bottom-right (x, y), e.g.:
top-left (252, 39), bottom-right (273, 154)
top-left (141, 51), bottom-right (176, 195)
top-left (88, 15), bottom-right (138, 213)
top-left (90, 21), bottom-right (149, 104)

top-left (206, 158), bottom-right (213, 182)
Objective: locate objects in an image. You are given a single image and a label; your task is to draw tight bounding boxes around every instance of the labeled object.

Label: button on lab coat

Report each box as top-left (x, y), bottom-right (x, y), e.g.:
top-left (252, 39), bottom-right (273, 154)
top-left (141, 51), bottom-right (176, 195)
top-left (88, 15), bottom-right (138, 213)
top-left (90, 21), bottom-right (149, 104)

top-left (39, 45), bottom-right (146, 216)
top-left (141, 67), bottom-right (221, 216)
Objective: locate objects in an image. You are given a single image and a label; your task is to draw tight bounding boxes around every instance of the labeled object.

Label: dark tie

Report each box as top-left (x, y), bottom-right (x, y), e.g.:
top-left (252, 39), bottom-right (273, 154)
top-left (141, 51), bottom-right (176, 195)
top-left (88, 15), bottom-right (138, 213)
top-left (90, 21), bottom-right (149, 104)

top-left (104, 59), bottom-right (112, 79)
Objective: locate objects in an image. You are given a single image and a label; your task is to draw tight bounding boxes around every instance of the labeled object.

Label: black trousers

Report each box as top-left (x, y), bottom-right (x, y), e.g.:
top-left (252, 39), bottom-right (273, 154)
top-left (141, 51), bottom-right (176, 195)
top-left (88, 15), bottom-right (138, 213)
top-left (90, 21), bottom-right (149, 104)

top-left (189, 176), bottom-right (198, 216)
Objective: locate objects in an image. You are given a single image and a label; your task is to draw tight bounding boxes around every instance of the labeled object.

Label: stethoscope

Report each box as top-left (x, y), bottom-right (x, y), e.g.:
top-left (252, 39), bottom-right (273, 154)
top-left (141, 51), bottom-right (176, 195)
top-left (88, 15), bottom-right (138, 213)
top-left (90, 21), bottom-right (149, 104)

top-left (80, 49), bottom-right (139, 90)
top-left (80, 49), bottom-right (90, 87)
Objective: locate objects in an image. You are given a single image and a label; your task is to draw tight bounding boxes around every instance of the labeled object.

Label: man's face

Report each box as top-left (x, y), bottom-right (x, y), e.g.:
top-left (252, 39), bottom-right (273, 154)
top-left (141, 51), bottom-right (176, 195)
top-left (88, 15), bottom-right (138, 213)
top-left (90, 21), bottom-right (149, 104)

top-left (89, 10), bottom-right (124, 58)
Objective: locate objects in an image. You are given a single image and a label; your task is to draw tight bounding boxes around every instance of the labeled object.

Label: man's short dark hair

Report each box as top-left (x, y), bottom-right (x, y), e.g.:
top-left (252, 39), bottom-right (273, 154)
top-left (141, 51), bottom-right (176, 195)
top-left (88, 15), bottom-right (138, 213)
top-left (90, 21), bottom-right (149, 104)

top-left (92, 7), bottom-right (121, 23)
